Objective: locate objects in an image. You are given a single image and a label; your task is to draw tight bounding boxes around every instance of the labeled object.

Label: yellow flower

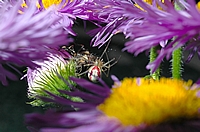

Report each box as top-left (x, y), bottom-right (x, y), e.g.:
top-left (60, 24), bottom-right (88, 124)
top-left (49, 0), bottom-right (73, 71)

top-left (41, 0), bottom-right (64, 9)
top-left (20, 0), bottom-right (72, 10)
top-left (98, 78), bottom-right (200, 126)
top-left (197, 2), bottom-right (200, 10)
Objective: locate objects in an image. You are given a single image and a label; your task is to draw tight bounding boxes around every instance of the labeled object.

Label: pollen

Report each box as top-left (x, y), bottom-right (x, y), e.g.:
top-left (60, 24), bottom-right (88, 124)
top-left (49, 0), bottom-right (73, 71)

top-left (42, 0), bottom-right (63, 9)
top-left (21, 0), bottom-right (28, 8)
top-left (41, 0), bottom-right (73, 9)
top-left (98, 78), bottom-right (200, 126)
top-left (20, 1), bottom-right (40, 9)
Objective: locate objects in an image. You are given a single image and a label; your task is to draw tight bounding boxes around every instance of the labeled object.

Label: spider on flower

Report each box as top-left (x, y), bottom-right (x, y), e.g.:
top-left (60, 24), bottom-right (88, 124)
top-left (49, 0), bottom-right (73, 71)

top-left (60, 42), bottom-right (118, 82)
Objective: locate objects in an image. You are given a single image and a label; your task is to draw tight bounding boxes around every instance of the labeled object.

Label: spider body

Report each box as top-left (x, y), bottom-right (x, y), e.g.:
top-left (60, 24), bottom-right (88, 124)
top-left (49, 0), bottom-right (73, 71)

top-left (60, 43), bottom-right (117, 82)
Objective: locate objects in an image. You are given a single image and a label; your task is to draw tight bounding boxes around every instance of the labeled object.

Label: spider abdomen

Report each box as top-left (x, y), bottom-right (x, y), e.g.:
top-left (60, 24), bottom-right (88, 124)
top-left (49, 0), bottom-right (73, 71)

top-left (88, 66), bottom-right (101, 82)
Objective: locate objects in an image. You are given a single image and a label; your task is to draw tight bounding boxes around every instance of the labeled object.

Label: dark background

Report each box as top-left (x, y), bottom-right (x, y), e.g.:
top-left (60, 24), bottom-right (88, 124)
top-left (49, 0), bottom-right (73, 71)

top-left (0, 19), bottom-right (200, 132)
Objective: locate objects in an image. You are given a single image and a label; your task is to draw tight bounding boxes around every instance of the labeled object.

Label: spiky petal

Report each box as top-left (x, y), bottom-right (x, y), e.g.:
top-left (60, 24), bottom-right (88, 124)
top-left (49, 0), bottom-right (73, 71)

top-left (85, 0), bottom-right (200, 72)
top-left (123, 0), bottom-right (200, 71)
top-left (37, 0), bottom-right (89, 35)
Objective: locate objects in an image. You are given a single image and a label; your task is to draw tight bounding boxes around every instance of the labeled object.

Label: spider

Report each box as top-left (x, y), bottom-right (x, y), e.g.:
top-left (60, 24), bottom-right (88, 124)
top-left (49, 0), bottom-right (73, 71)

top-left (60, 43), bottom-right (118, 82)
top-left (77, 44), bottom-right (118, 82)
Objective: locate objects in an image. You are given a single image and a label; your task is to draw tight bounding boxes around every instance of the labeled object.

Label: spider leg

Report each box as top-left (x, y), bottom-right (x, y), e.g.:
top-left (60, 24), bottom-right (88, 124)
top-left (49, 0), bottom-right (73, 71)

top-left (103, 58), bottom-right (116, 68)
top-left (102, 55), bottom-right (121, 77)
top-left (99, 39), bottom-right (111, 60)
top-left (78, 69), bottom-right (89, 76)
top-left (76, 62), bottom-right (94, 76)
top-left (104, 52), bottom-right (111, 77)
top-left (76, 44), bottom-right (87, 53)
top-left (109, 55), bottom-right (121, 68)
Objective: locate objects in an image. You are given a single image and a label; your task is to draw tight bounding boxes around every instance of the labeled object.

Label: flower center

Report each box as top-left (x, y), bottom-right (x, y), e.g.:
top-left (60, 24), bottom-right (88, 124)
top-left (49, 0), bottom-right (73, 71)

top-left (98, 78), bottom-right (200, 126)
top-left (41, 0), bottom-right (63, 9)
top-left (41, 0), bottom-right (64, 9)
top-left (197, 2), bottom-right (200, 10)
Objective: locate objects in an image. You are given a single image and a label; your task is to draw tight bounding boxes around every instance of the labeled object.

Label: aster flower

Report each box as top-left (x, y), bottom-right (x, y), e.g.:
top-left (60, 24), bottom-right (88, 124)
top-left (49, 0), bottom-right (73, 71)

top-left (0, 1), bottom-right (70, 85)
top-left (85, 0), bottom-right (200, 72)
top-left (26, 76), bottom-right (200, 132)
top-left (23, 0), bottom-right (89, 35)
top-left (38, 0), bottom-right (88, 18)
top-left (84, 0), bottom-right (144, 47)
top-left (123, 0), bottom-right (200, 71)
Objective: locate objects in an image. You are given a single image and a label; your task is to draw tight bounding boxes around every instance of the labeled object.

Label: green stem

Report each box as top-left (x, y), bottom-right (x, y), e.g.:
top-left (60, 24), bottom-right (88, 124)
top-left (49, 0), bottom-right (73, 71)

top-left (171, 2), bottom-right (183, 79)
top-left (172, 47), bottom-right (182, 79)
top-left (149, 46), bottom-right (160, 80)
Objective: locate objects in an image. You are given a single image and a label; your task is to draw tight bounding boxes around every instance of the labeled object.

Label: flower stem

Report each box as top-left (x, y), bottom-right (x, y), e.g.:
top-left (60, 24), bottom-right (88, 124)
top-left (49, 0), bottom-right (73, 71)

top-left (172, 47), bottom-right (182, 79)
top-left (150, 46), bottom-right (160, 80)
top-left (171, 1), bottom-right (183, 79)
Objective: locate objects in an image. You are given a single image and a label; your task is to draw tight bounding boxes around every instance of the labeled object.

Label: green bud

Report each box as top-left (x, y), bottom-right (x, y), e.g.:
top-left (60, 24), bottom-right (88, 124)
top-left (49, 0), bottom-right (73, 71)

top-left (26, 54), bottom-right (83, 107)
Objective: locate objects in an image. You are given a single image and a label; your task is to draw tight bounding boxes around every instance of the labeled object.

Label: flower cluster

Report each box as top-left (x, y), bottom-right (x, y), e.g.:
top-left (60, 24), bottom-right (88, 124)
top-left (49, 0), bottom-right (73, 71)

top-left (85, 0), bottom-right (200, 72)
top-left (0, 0), bottom-right (92, 85)
top-left (24, 0), bottom-right (200, 131)
top-left (1, 0), bottom-right (200, 132)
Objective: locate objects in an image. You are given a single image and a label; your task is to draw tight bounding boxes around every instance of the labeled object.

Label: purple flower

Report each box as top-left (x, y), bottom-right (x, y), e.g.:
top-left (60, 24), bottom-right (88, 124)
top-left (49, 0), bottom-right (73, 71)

top-left (84, 0), bottom-right (144, 47)
top-left (36, 0), bottom-right (89, 35)
top-left (25, 77), bottom-right (200, 132)
top-left (0, 1), bottom-right (70, 85)
top-left (85, 0), bottom-right (200, 72)
top-left (123, 0), bottom-right (200, 71)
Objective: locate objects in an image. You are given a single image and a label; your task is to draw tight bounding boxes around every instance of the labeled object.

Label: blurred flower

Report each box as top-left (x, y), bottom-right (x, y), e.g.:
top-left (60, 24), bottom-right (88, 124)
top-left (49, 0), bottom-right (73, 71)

top-left (0, 1), bottom-right (70, 85)
top-left (21, 0), bottom-right (89, 35)
top-left (123, 0), bottom-right (200, 72)
top-left (85, 0), bottom-right (200, 72)
top-left (85, 0), bottom-right (144, 47)
top-left (26, 52), bottom-right (83, 107)
top-left (26, 77), bottom-right (200, 132)
top-left (38, 0), bottom-right (88, 19)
